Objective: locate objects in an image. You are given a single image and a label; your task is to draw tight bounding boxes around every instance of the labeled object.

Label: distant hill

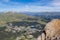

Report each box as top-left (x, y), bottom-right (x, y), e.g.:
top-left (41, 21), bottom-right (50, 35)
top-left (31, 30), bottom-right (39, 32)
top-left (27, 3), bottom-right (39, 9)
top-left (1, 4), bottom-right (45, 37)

top-left (20, 12), bottom-right (60, 15)
top-left (0, 12), bottom-right (60, 15)
top-left (20, 12), bottom-right (60, 19)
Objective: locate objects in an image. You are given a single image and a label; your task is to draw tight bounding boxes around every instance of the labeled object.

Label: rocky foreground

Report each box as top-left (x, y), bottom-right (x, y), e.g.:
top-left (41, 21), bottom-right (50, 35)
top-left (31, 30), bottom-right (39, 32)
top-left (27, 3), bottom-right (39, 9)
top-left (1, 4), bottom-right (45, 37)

top-left (37, 19), bottom-right (60, 40)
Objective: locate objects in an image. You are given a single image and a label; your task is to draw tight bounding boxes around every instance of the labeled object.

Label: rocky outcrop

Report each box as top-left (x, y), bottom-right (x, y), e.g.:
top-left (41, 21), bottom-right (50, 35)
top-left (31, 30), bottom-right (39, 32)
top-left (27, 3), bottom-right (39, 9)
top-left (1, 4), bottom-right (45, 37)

top-left (37, 33), bottom-right (45, 40)
top-left (45, 19), bottom-right (60, 40)
top-left (37, 19), bottom-right (60, 40)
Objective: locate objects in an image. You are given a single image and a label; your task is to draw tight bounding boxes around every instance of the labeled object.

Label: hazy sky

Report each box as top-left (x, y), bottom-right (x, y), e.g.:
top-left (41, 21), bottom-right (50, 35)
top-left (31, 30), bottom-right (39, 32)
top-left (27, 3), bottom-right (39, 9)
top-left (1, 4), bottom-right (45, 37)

top-left (0, 0), bottom-right (60, 12)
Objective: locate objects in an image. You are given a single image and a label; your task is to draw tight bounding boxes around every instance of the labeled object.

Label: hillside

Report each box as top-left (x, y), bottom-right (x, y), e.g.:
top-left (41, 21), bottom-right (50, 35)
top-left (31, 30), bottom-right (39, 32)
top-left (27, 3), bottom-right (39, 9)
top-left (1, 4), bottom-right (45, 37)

top-left (0, 12), bottom-right (60, 40)
top-left (0, 12), bottom-right (47, 40)
top-left (0, 12), bottom-right (48, 26)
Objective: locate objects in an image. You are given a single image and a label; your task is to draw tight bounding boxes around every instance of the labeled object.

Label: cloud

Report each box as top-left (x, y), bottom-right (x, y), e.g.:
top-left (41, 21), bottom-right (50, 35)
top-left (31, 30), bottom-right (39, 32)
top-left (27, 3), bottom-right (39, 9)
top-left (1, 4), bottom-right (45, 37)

top-left (0, 0), bottom-right (60, 12)
top-left (10, 2), bottom-right (20, 5)
top-left (0, 5), bottom-right (60, 12)
top-left (52, 2), bottom-right (60, 7)
top-left (18, 5), bottom-right (60, 12)
top-left (49, 0), bottom-right (60, 7)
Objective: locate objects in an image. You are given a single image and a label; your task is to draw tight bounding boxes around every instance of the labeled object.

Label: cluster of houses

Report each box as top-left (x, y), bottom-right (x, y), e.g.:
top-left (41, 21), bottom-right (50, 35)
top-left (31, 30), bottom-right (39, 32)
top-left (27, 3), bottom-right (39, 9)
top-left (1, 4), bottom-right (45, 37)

top-left (5, 21), bottom-right (44, 34)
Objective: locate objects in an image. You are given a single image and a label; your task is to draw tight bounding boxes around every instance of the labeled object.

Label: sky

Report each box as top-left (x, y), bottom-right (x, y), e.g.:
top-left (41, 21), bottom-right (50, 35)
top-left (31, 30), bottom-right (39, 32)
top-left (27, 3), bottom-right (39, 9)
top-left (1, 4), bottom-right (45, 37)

top-left (0, 0), bottom-right (60, 12)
